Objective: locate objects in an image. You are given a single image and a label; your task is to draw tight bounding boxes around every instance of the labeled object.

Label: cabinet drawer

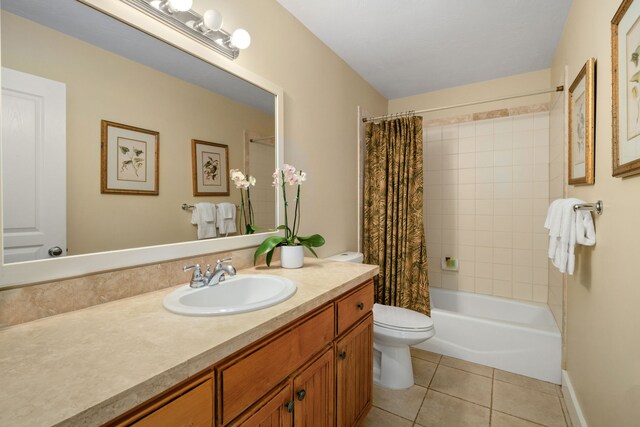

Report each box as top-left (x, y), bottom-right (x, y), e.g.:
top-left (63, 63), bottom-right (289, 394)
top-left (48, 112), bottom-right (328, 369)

top-left (132, 379), bottom-right (213, 427)
top-left (217, 305), bottom-right (334, 425)
top-left (336, 281), bottom-right (374, 335)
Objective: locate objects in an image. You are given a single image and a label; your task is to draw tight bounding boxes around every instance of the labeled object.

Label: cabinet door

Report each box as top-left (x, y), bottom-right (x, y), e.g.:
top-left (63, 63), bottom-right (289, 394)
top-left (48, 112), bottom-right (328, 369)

top-left (231, 383), bottom-right (293, 427)
top-left (335, 314), bottom-right (373, 427)
top-left (293, 348), bottom-right (335, 427)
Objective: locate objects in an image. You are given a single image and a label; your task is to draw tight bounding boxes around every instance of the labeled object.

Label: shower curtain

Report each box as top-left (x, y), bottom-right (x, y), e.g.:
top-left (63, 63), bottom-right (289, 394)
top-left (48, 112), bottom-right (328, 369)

top-left (363, 116), bottom-right (430, 316)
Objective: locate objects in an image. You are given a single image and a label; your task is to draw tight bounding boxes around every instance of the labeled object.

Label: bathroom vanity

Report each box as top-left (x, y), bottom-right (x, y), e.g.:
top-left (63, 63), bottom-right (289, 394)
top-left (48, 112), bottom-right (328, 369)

top-left (0, 260), bottom-right (377, 427)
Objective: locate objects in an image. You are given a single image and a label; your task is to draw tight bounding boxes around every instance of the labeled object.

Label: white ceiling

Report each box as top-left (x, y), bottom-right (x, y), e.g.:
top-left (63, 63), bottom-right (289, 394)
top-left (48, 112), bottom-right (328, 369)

top-left (276, 0), bottom-right (572, 99)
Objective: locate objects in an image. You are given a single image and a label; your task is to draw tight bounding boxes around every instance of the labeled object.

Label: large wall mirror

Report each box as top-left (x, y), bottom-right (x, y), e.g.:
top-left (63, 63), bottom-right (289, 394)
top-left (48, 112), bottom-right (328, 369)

top-left (0, 0), bottom-right (284, 287)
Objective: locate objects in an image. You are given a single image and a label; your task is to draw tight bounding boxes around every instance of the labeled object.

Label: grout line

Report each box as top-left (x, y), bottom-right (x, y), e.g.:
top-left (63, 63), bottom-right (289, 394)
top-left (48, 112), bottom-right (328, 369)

top-left (426, 387), bottom-right (492, 409)
top-left (370, 405), bottom-right (416, 423)
top-left (493, 378), bottom-right (560, 396)
top-left (492, 410), bottom-right (547, 426)
top-left (489, 375), bottom-right (494, 425)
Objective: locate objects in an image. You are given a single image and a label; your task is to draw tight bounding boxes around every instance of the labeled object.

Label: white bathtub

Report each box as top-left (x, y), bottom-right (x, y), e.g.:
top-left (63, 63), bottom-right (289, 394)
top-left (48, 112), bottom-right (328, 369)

top-left (415, 288), bottom-right (561, 384)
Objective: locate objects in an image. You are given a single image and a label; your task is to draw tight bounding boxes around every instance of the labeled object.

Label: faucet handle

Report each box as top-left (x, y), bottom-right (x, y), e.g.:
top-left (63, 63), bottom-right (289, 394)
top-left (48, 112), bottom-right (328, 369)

top-left (183, 264), bottom-right (206, 288)
top-left (215, 257), bottom-right (233, 268)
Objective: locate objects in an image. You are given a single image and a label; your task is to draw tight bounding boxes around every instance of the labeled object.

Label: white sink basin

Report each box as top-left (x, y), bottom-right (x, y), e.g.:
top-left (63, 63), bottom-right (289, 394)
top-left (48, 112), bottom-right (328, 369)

top-left (163, 274), bottom-right (297, 316)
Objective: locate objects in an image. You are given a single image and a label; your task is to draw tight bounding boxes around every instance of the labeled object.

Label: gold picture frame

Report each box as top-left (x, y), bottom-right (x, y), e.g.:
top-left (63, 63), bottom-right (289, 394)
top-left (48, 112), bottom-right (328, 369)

top-left (191, 139), bottom-right (230, 196)
top-left (612, 0), bottom-right (640, 177)
top-left (568, 58), bottom-right (596, 185)
top-left (100, 120), bottom-right (159, 195)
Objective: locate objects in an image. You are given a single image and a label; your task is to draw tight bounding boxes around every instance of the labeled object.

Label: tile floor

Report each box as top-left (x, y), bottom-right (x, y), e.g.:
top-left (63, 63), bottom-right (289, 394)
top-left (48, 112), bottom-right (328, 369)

top-left (363, 348), bottom-right (571, 427)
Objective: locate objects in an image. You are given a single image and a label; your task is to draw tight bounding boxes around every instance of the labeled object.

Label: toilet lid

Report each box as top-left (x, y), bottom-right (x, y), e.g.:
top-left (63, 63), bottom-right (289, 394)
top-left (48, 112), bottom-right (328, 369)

top-left (373, 303), bottom-right (434, 331)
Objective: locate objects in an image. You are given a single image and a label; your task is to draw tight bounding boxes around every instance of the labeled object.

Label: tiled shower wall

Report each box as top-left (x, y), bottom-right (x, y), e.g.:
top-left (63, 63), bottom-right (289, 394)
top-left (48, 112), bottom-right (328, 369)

top-left (424, 112), bottom-right (550, 302)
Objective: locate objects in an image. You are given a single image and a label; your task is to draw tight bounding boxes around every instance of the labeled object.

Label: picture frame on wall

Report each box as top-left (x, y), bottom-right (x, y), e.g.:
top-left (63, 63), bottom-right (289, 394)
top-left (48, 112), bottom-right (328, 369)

top-left (568, 58), bottom-right (596, 185)
top-left (191, 139), bottom-right (230, 196)
top-left (612, 0), bottom-right (640, 177)
top-left (101, 120), bottom-right (159, 195)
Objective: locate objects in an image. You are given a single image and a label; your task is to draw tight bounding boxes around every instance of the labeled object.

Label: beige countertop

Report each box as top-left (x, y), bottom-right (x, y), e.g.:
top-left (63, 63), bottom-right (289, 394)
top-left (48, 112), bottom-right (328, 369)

top-left (0, 259), bottom-right (378, 427)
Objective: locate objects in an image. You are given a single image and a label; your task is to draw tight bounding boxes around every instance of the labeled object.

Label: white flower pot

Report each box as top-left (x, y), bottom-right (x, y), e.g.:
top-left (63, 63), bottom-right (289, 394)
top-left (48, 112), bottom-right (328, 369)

top-left (280, 245), bottom-right (304, 269)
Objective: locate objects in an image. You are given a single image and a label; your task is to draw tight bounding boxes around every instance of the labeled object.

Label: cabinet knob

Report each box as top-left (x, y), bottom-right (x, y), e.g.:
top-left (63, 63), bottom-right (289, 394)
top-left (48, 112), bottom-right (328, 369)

top-left (339, 351), bottom-right (347, 360)
top-left (285, 400), bottom-right (294, 413)
top-left (296, 389), bottom-right (306, 401)
top-left (356, 302), bottom-right (364, 310)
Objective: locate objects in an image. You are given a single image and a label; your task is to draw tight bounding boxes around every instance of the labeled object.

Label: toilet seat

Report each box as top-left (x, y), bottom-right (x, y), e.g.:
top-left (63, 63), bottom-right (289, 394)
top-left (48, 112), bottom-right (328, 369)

top-left (373, 303), bottom-right (434, 332)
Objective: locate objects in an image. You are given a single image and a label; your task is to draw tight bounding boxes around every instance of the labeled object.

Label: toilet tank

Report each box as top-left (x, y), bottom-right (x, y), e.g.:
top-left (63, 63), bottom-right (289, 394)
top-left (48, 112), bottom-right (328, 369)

top-left (326, 251), bottom-right (363, 263)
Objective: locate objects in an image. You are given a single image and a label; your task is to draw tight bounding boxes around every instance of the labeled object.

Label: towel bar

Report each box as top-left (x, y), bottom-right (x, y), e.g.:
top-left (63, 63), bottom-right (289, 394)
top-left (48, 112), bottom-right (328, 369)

top-left (573, 200), bottom-right (603, 215)
top-left (182, 203), bottom-right (240, 211)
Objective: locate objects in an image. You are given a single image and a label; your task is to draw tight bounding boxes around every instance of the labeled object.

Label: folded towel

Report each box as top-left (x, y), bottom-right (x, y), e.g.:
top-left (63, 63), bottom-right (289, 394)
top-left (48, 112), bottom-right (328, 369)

top-left (545, 199), bottom-right (564, 259)
top-left (216, 203), bottom-right (237, 235)
top-left (191, 202), bottom-right (217, 239)
top-left (576, 209), bottom-right (596, 246)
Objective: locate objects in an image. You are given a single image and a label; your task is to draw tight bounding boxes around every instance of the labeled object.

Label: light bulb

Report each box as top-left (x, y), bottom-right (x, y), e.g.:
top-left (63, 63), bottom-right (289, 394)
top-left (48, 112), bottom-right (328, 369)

top-left (202, 9), bottom-right (223, 31)
top-left (230, 28), bottom-right (251, 49)
top-left (167, 0), bottom-right (192, 12)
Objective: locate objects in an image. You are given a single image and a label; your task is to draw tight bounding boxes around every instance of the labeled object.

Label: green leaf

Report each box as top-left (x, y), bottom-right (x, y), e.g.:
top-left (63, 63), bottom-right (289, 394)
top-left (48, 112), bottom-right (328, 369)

top-left (299, 240), bottom-right (318, 258)
top-left (254, 236), bottom-right (286, 265)
top-left (266, 248), bottom-right (275, 267)
top-left (133, 149), bottom-right (144, 156)
top-left (296, 234), bottom-right (325, 247)
top-left (119, 146), bottom-right (130, 154)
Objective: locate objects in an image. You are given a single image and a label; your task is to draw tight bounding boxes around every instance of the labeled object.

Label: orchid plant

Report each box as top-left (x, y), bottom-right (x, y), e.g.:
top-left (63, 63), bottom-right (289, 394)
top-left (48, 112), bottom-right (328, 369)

top-left (254, 164), bottom-right (325, 266)
top-left (230, 169), bottom-right (257, 235)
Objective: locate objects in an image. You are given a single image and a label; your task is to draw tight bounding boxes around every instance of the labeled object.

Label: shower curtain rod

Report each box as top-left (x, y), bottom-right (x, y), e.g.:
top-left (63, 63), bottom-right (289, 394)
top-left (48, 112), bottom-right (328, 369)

top-left (361, 85), bottom-right (564, 123)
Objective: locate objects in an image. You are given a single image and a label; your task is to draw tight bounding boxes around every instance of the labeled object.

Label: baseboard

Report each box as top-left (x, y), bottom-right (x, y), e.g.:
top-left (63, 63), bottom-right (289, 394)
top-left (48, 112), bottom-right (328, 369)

top-left (562, 370), bottom-right (588, 427)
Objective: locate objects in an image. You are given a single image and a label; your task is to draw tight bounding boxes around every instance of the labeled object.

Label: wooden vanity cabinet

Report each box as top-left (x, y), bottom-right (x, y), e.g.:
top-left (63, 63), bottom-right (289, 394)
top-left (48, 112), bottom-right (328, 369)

top-left (105, 279), bottom-right (374, 427)
top-left (103, 370), bottom-right (214, 427)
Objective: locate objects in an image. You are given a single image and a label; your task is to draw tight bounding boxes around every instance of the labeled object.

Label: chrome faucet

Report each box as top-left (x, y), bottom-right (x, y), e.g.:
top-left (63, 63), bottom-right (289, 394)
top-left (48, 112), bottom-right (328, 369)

top-left (183, 258), bottom-right (236, 288)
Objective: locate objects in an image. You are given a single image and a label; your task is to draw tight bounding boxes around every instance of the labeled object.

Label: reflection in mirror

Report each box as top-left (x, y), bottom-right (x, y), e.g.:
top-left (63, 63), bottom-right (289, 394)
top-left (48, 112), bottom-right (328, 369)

top-left (1, 0), bottom-right (276, 264)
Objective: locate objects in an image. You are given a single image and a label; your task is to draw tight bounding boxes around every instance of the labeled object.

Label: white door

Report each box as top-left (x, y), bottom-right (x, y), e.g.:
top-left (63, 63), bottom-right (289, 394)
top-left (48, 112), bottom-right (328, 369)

top-left (2, 67), bottom-right (66, 263)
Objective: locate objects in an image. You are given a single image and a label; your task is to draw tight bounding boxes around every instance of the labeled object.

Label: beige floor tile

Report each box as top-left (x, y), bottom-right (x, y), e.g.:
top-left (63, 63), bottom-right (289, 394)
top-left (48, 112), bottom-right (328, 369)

top-left (410, 347), bottom-right (442, 363)
top-left (372, 383), bottom-right (427, 420)
top-left (362, 407), bottom-right (413, 427)
top-left (440, 356), bottom-right (494, 378)
top-left (493, 380), bottom-right (566, 427)
top-left (494, 369), bottom-right (560, 396)
top-left (430, 365), bottom-right (492, 407)
top-left (491, 411), bottom-right (545, 426)
top-left (415, 390), bottom-right (490, 427)
top-left (412, 357), bottom-right (438, 387)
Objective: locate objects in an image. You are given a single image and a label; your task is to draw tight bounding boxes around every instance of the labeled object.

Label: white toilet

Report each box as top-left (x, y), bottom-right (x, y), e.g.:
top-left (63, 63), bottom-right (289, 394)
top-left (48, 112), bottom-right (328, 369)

top-left (327, 252), bottom-right (435, 389)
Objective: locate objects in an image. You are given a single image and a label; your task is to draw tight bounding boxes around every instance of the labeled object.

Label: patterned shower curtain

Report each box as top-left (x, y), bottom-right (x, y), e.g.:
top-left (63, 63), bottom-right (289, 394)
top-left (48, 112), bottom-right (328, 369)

top-left (363, 116), bottom-right (430, 316)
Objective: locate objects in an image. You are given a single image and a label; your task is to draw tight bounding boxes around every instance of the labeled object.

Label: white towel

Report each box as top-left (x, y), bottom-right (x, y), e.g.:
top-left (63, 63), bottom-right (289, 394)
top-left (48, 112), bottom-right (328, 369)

top-left (191, 202), bottom-right (217, 239)
top-left (544, 198), bottom-right (596, 275)
top-left (216, 203), bottom-right (237, 234)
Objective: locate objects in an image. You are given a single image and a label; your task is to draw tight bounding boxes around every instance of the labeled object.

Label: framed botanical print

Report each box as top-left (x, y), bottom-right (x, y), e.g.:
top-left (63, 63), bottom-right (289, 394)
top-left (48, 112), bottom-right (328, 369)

top-left (191, 139), bottom-right (229, 196)
top-left (101, 120), bottom-right (159, 195)
top-left (568, 58), bottom-right (596, 185)
top-left (612, 0), bottom-right (640, 176)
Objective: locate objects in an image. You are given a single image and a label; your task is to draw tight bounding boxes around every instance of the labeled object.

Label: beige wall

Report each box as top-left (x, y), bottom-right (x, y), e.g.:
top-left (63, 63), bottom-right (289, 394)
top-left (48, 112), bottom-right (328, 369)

top-left (199, 0), bottom-right (388, 257)
top-left (552, 0), bottom-right (640, 425)
top-left (1, 12), bottom-right (275, 254)
top-left (389, 69), bottom-right (551, 120)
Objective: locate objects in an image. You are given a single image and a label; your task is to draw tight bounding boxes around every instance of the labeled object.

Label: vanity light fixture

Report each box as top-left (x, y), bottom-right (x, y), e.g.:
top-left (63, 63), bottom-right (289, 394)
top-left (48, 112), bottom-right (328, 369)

top-left (122, 0), bottom-right (251, 60)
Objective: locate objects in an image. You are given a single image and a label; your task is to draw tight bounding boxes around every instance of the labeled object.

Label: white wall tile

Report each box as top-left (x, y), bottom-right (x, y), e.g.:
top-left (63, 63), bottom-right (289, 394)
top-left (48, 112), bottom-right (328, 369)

top-left (476, 151), bottom-right (494, 168)
top-left (476, 200), bottom-right (494, 215)
top-left (459, 122), bottom-right (475, 138)
top-left (494, 166), bottom-right (513, 183)
top-left (422, 111), bottom-right (550, 303)
top-left (426, 126), bottom-right (442, 141)
top-left (512, 113), bottom-right (534, 131)
top-left (476, 135), bottom-right (493, 152)
top-left (442, 125), bottom-right (459, 140)
top-left (459, 137), bottom-right (476, 154)
top-left (493, 117), bottom-right (513, 134)
top-left (476, 120), bottom-right (494, 136)
top-left (459, 153), bottom-right (476, 169)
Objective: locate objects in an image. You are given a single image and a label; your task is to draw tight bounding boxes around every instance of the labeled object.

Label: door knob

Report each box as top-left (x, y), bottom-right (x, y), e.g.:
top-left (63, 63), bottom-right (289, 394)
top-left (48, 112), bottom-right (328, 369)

top-left (48, 246), bottom-right (63, 257)
top-left (284, 400), bottom-right (294, 413)
top-left (296, 389), bottom-right (306, 401)
top-left (356, 302), bottom-right (364, 310)
top-left (339, 351), bottom-right (347, 360)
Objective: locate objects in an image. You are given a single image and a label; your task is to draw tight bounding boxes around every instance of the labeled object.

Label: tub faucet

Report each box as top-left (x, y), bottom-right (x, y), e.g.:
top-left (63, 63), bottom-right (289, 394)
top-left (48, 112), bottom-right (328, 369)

top-left (205, 257), bottom-right (237, 286)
